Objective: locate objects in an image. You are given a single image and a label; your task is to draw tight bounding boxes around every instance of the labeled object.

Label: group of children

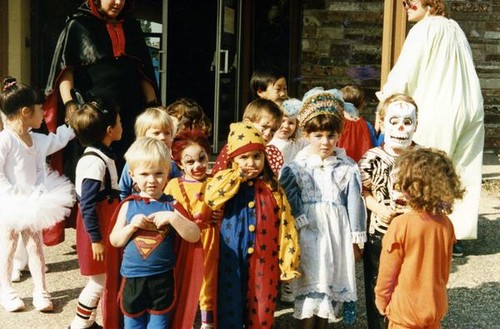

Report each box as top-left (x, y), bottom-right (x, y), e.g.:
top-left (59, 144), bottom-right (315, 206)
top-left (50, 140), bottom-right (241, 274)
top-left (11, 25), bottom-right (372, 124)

top-left (0, 69), bottom-right (464, 329)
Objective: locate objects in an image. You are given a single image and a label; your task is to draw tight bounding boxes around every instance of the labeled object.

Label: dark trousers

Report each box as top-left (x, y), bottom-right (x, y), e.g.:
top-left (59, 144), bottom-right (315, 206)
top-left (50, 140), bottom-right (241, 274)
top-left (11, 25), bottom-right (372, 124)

top-left (363, 232), bottom-right (387, 329)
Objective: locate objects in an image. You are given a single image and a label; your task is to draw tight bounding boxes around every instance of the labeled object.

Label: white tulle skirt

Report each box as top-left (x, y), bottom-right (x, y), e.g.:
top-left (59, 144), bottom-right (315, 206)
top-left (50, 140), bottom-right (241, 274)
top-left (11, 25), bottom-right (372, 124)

top-left (0, 170), bottom-right (75, 231)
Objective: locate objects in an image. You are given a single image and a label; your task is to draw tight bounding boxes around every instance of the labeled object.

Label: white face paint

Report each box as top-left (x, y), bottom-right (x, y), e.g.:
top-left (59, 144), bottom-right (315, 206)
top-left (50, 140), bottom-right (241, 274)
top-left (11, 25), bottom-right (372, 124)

top-left (383, 101), bottom-right (417, 149)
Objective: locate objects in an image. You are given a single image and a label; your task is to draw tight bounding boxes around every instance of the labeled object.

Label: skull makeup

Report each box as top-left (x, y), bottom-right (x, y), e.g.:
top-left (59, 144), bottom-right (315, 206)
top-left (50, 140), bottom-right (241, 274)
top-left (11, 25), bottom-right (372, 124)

top-left (383, 101), bottom-right (417, 149)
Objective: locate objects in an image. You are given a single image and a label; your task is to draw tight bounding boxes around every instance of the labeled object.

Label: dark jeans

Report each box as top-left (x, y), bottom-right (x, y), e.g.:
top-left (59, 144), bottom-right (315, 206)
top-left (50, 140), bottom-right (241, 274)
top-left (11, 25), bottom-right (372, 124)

top-left (363, 232), bottom-right (387, 329)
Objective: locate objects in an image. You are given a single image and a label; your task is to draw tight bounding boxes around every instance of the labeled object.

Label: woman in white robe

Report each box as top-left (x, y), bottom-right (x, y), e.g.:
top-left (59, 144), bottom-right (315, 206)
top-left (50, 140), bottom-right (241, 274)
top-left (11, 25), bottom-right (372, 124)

top-left (377, 0), bottom-right (484, 241)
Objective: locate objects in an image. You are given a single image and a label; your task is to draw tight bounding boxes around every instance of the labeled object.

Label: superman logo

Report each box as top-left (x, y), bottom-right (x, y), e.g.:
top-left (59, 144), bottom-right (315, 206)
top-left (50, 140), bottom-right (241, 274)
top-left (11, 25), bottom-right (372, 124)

top-left (133, 226), bottom-right (169, 259)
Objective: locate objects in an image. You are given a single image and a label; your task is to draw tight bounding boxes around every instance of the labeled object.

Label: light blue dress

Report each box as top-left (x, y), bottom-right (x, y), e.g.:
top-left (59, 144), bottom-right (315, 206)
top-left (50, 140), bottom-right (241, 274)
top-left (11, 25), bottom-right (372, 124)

top-left (280, 146), bottom-right (366, 321)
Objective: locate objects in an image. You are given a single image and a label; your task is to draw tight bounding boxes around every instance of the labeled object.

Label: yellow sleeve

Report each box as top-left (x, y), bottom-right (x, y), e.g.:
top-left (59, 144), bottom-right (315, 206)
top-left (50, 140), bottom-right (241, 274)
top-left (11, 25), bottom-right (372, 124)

top-left (274, 187), bottom-right (301, 281)
top-left (205, 168), bottom-right (245, 211)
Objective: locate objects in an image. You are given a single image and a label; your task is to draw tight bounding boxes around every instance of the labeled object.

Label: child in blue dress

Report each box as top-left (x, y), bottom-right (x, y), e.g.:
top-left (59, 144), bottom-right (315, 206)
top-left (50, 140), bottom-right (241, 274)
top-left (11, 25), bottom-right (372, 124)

top-left (279, 87), bottom-right (367, 329)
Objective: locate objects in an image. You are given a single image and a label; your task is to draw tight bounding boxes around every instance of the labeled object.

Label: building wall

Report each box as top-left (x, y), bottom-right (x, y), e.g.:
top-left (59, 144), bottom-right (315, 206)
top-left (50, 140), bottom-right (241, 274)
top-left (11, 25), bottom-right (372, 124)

top-left (7, 0), bottom-right (31, 83)
top-left (299, 0), bottom-right (500, 151)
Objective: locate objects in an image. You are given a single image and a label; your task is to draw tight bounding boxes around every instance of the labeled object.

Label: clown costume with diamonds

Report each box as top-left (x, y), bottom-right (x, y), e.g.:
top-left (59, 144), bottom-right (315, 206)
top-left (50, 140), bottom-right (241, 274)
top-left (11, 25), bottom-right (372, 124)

top-left (205, 122), bottom-right (300, 329)
top-left (279, 87), bottom-right (367, 328)
top-left (358, 93), bottom-right (419, 329)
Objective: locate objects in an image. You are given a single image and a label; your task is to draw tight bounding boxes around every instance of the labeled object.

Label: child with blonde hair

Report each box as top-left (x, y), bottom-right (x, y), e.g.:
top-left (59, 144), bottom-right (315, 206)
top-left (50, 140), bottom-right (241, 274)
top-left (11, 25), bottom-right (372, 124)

top-left (110, 137), bottom-right (200, 328)
top-left (375, 148), bottom-right (464, 328)
top-left (269, 98), bottom-right (309, 166)
top-left (118, 106), bottom-right (181, 200)
top-left (0, 77), bottom-right (75, 312)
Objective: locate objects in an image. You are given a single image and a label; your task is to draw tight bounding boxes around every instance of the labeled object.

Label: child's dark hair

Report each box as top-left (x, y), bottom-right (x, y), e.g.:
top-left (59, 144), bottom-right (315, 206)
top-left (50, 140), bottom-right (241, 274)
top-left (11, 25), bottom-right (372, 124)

top-left (0, 76), bottom-right (44, 117)
top-left (171, 129), bottom-right (212, 166)
top-left (243, 98), bottom-right (284, 129)
top-left (166, 98), bottom-right (212, 135)
top-left (302, 113), bottom-right (344, 135)
top-left (70, 99), bottom-right (120, 146)
top-left (341, 85), bottom-right (365, 110)
top-left (392, 148), bottom-right (465, 215)
top-left (250, 66), bottom-right (286, 99)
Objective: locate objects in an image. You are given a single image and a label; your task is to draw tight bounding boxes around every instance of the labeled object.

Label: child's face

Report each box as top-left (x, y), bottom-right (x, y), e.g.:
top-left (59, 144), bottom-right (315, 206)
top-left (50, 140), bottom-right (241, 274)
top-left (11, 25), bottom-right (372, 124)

top-left (250, 114), bottom-right (278, 144)
top-left (306, 130), bottom-right (339, 160)
top-left (145, 127), bottom-right (173, 149)
top-left (28, 104), bottom-right (44, 129)
top-left (383, 101), bottom-right (417, 151)
top-left (179, 143), bottom-right (209, 181)
top-left (109, 114), bottom-right (123, 142)
top-left (232, 150), bottom-right (265, 180)
top-left (129, 163), bottom-right (169, 199)
top-left (257, 77), bottom-right (288, 105)
top-left (275, 116), bottom-right (297, 140)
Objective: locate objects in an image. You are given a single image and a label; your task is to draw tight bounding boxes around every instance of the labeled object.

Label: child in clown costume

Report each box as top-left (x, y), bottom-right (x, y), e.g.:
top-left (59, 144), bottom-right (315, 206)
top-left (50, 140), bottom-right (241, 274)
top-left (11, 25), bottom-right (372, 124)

top-left (165, 129), bottom-right (220, 329)
top-left (205, 122), bottom-right (300, 328)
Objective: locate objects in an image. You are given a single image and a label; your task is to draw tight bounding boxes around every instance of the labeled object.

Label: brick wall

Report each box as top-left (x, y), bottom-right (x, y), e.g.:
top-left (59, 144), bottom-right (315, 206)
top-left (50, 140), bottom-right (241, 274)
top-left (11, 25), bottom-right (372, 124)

top-left (299, 0), bottom-right (500, 151)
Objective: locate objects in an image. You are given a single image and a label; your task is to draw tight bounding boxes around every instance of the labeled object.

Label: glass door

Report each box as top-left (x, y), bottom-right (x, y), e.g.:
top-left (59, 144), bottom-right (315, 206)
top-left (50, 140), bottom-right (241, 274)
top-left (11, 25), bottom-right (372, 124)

top-left (212, 0), bottom-right (241, 152)
top-left (163, 0), bottom-right (241, 153)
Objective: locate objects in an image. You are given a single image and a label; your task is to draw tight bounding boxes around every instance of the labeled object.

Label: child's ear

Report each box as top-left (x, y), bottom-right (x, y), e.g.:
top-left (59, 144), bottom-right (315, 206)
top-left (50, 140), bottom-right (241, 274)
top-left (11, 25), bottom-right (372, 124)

top-left (256, 88), bottom-right (266, 98)
top-left (21, 106), bottom-right (31, 117)
top-left (128, 169), bottom-right (134, 180)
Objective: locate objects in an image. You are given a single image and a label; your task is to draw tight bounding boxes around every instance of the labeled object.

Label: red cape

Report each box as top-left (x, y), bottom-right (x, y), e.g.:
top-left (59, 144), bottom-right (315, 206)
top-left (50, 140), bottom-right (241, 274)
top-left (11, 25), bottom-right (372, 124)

top-left (103, 195), bottom-right (204, 328)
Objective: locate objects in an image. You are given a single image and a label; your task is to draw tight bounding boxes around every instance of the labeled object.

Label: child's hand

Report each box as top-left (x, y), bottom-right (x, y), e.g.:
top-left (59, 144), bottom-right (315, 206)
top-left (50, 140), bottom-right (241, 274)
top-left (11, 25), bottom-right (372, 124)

top-left (91, 242), bottom-right (105, 262)
top-left (150, 212), bottom-right (176, 229)
top-left (353, 244), bottom-right (363, 262)
top-left (210, 209), bottom-right (223, 225)
top-left (374, 203), bottom-right (398, 224)
top-left (130, 214), bottom-right (152, 230)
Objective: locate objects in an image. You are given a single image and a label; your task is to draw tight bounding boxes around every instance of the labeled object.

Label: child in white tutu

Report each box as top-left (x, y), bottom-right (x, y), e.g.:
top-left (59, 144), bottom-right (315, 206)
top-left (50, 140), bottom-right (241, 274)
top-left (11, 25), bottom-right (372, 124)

top-left (0, 76), bottom-right (76, 312)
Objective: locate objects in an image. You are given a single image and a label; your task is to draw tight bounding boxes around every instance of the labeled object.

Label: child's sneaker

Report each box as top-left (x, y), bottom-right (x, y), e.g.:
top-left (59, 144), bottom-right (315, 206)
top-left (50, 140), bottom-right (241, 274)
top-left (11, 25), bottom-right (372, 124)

top-left (343, 301), bottom-right (356, 325)
top-left (280, 282), bottom-right (294, 303)
top-left (11, 268), bottom-right (22, 282)
top-left (33, 290), bottom-right (53, 312)
top-left (0, 291), bottom-right (25, 312)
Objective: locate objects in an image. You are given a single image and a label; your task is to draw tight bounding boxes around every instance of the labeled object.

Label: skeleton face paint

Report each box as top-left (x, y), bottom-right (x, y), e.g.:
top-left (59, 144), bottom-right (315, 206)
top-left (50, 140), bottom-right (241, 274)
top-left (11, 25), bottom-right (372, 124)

top-left (383, 101), bottom-right (417, 149)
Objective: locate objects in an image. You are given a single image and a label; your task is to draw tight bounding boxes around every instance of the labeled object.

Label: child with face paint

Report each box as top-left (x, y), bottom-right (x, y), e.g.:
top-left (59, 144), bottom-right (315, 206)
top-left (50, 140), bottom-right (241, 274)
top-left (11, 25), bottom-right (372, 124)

top-left (164, 129), bottom-right (220, 329)
top-left (358, 93), bottom-right (419, 329)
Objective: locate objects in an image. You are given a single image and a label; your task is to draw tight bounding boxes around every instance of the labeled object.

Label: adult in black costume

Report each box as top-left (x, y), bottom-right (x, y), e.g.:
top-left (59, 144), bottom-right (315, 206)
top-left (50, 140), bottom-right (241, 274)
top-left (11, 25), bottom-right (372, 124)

top-left (44, 0), bottom-right (159, 181)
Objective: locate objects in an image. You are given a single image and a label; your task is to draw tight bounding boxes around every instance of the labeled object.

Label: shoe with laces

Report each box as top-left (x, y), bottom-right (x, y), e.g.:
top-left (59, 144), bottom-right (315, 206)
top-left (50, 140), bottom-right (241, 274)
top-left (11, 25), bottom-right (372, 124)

top-left (33, 290), bottom-right (53, 312)
top-left (0, 291), bottom-right (25, 312)
top-left (280, 281), bottom-right (294, 303)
